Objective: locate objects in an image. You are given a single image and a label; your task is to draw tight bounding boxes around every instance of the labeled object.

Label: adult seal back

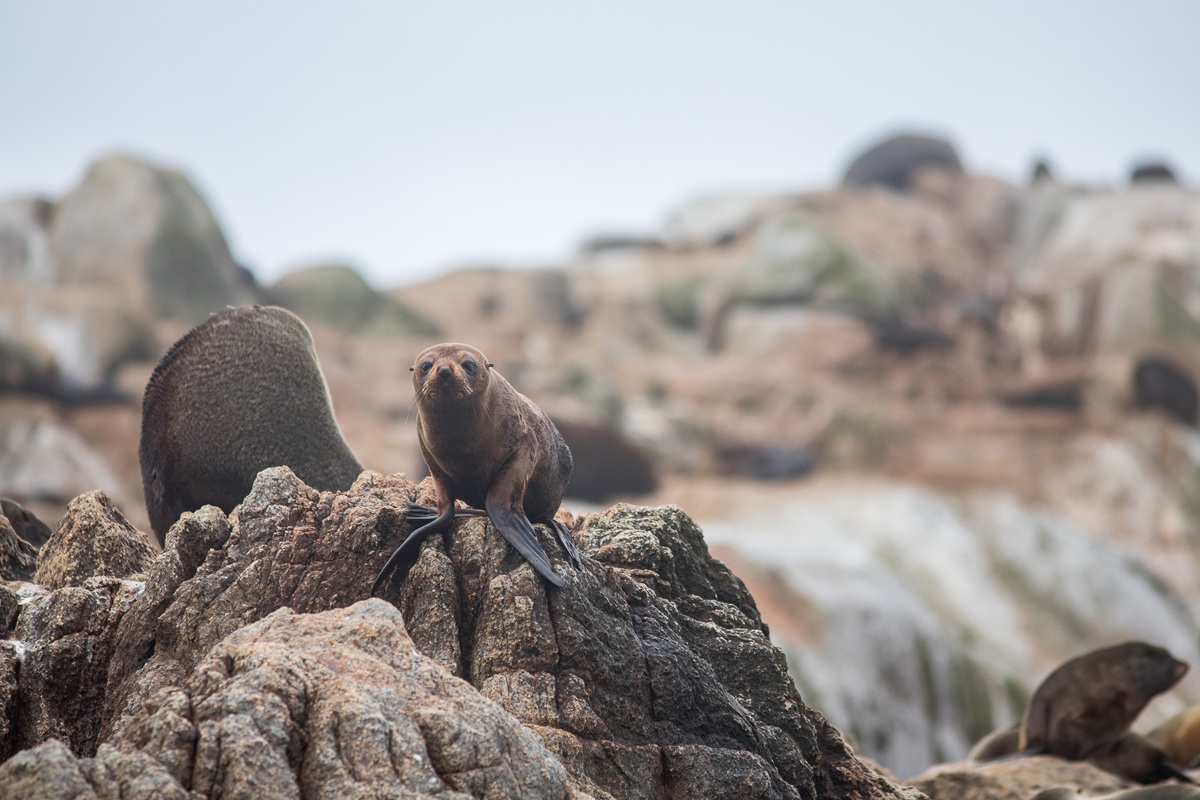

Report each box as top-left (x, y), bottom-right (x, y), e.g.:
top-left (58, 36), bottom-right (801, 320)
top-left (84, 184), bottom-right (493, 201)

top-left (140, 305), bottom-right (363, 543)
top-left (372, 342), bottom-right (580, 592)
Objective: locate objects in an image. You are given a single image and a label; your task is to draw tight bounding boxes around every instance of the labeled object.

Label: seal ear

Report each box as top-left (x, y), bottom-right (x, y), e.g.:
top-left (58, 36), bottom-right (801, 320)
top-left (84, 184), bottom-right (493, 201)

top-left (409, 366), bottom-right (415, 372)
top-left (487, 362), bottom-right (494, 369)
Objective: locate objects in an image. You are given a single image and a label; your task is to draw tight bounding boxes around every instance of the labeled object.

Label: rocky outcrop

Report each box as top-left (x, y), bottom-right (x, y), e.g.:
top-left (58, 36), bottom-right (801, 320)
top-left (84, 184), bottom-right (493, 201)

top-left (50, 154), bottom-right (257, 322)
top-left (702, 478), bottom-right (1200, 780)
top-left (909, 756), bottom-right (1130, 800)
top-left (0, 154), bottom-right (258, 395)
top-left (267, 262), bottom-right (439, 337)
top-left (0, 515), bottom-right (36, 582)
top-left (33, 491), bottom-right (154, 590)
top-left (0, 469), bottom-right (919, 799)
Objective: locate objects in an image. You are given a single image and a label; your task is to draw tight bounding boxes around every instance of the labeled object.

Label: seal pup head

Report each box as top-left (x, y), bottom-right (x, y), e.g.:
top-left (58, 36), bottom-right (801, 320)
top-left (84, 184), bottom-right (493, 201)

top-left (411, 342), bottom-right (495, 407)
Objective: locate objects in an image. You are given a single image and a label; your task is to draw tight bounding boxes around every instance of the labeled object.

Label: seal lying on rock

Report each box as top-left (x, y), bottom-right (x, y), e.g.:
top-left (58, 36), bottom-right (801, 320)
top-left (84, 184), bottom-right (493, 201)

top-left (1033, 785), bottom-right (1200, 800)
top-left (140, 305), bottom-right (363, 543)
top-left (1149, 707), bottom-right (1200, 769)
top-left (372, 342), bottom-right (579, 592)
top-left (1021, 642), bottom-right (1189, 761)
top-left (1090, 732), bottom-right (1193, 785)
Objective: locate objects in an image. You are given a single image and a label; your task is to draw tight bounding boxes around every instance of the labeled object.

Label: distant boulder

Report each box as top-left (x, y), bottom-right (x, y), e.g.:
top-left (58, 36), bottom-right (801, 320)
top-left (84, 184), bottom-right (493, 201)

top-left (267, 263), bottom-right (439, 337)
top-left (1134, 357), bottom-right (1197, 425)
top-left (742, 211), bottom-right (896, 318)
top-left (842, 133), bottom-right (964, 192)
top-left (0, 154), bottom-right (262, 397)
top-left (662, 191), bottom-right (795, 248)
top-left (714, 441), bottom-right (815, 480)
top-left (553, 419), bottom-right (658, 502)
top-left (50, 153), bottom-right (259, 322)
top-left (1018, 189), bottom-right (1200, 355)
top-left (1029, 157), bottom-right (1056, 185)
top-left (1130, 161), bottom-right (1179, 185)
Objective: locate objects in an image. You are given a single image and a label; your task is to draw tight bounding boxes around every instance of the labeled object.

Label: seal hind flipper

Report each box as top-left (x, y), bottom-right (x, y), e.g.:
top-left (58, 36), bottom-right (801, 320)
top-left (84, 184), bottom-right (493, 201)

top-left (371, 504), bottom-right (456, 595)
top-left (404, 501), bottom-right (487, 524)
top-left (486, 500), bottom-right (565, 588)
top-left (549, 518), bottom-right (583, 570)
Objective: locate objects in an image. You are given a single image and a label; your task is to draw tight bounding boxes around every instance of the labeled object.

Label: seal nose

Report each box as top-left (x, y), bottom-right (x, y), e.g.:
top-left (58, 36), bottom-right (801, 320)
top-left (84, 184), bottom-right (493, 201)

top-left (437, 364), bottom-right (453, 380)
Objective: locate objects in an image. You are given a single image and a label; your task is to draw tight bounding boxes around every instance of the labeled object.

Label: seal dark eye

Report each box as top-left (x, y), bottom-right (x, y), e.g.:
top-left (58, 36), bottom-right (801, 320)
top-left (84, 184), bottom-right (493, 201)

top-left (420, 361), bottom-right (433, 374)
top-left (462, 360), bottom-right (477, 375)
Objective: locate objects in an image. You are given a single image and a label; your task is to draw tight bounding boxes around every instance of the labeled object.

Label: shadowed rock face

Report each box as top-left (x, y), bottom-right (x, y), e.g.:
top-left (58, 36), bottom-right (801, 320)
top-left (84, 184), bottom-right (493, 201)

top-left (0, 468), bottom-right (919, 800)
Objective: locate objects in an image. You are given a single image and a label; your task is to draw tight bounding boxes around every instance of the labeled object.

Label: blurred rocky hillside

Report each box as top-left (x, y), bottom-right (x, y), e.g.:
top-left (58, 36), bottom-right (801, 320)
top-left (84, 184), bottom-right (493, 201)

top-left (2, 138), bottom-right (1199, 779)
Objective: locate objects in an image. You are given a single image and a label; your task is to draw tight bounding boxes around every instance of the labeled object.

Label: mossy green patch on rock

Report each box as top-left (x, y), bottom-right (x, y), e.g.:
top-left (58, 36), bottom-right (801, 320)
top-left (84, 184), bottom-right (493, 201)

top-left (268, 263), bottom-right (439, 338)
top-left (740, 212), bottom-right (897, 318)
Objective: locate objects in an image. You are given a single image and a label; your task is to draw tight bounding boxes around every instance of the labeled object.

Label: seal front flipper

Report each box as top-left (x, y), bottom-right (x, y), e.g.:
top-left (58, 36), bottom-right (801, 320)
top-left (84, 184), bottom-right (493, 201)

top-left (371, 503), bottom-right (456, 595)
top-left (549, 519), bottom-right (583, 570)
top-left (485, 499), bottom-right (565, 588)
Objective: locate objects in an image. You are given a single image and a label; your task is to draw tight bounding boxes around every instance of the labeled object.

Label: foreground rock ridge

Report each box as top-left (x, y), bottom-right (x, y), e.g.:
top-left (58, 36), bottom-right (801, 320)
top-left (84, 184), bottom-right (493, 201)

top-left (0, 468), bottom-right (920, 799)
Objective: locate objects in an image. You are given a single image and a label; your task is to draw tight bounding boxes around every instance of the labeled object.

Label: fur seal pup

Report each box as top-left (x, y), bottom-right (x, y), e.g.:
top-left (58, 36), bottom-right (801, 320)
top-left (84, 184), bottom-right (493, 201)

top-left (140, 305), bottom-right (363, 543)
top-left (1020, 642), bottom-right (1189, 761)
top-left (372, 342), bottom-right (579, 592)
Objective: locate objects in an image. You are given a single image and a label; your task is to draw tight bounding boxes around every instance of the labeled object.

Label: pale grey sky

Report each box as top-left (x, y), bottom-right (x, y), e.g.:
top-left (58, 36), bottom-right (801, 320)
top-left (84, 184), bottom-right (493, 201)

top-left (2, 1), bottom-right (1197, 287)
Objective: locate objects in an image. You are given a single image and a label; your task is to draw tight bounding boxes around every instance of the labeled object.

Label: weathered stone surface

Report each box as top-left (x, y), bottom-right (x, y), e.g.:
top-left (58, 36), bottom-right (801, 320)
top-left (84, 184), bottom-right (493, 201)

top-left (909, 755), bottom-right (1130, 800)
top-left (0, 739), bottom-right (99, 799)
top-left (7, 602), bottom-right (573, 799)
top-left (70, 467), bottom-right (916, 799)
top-left (0, 584), bottom-right (19, 634)
top-left (394, 494), bottom-right (914, 800)
top-left (1, 498), bottom-right (52, 550)
top-left (100, 469), bottom-right (416, 742)
top-left (98, 504), bottom-right (233, 744)
top-left (0, 643), bottom-right (19, 762)
top-left (34, 490), bottom-right (154, 590)
top-left (0, 515), bottom-right (36, 582)
top-left (12, 577), bottom-right (143, 756)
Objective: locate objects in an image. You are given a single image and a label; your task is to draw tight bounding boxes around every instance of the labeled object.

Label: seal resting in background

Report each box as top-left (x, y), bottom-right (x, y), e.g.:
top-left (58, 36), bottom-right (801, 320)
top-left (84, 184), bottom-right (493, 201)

top-left (1089, 732), bottom-right (1193, 785)
top-left (1148, 706), bottom-right (1200, 769)
top-left (1020, 642), bottom-right (1189, 761)
top-left (372, 342), bottom-right (579, 592)
top-left (1033, 786), bottom-right (1200, 800)
top-left (140, 305), bottom-right (363, 543)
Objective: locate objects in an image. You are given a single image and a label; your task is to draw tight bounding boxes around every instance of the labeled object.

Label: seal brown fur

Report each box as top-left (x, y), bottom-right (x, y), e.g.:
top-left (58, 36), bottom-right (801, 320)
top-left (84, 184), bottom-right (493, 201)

top-left (1020, 642), bottom-right (1188, 761)
top-left (1089, 732), bottom-right (1193, 785)
top-left (968, 724), bottom-right (1021, 761)
top-left (372, 342), bottom-right (578, 591)
top-left (140, 305), bottom-right (363, 543)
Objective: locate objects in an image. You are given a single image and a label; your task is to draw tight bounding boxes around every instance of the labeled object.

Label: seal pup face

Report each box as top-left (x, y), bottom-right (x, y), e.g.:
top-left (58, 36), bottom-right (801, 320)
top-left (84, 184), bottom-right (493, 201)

top-left (411, 343), bottom-right (494, 406)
